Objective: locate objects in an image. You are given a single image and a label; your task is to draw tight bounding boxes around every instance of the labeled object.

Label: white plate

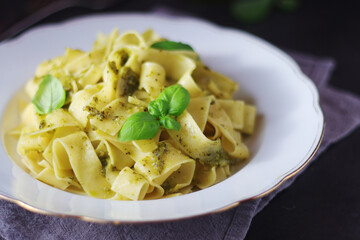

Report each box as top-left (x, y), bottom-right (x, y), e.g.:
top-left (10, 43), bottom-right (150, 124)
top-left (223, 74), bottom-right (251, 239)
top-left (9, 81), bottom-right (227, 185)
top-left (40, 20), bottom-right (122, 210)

top-left (0, 13), bottom-right (324, 222)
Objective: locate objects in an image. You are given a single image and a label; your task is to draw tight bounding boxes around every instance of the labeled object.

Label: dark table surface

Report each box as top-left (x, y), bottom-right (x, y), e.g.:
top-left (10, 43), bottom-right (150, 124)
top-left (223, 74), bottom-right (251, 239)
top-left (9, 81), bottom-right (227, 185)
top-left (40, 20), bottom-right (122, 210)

top-left (1, 0), bottom-right (360, 239)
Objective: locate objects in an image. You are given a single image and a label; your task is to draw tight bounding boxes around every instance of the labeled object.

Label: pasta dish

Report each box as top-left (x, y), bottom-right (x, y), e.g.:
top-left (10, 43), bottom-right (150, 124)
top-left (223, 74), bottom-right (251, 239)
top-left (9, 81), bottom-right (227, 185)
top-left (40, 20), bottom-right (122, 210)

top-left (10, 29), bottom-right (256, 200)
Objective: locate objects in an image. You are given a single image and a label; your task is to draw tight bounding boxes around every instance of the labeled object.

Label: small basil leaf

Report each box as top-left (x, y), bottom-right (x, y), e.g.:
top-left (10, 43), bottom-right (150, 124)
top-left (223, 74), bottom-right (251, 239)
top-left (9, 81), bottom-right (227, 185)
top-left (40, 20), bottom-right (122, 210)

top-left (276, 0), bottom-right (299, 12)
top-left (159, 115), bottom-right (181, 131)
top-left (148, 99), bottom-right (169, 118)
top-left (32, 74), bottom-right (66, 114)
top-left (230, 0), bottom-right (272, 24)
top-left (157, 84), bottom-right (190, 117)
top-left (151, 41), bottom-right (194, 51)
top-left (118, 112), bottom-right (160, 141)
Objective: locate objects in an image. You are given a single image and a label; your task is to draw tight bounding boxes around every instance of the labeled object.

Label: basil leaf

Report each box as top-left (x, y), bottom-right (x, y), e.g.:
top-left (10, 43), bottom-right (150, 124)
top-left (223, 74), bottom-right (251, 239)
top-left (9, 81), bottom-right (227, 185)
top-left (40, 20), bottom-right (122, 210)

top-left (276, 0), bottom-right (299, 12)
top-left (158, 84), bottom-right (190, 117)
top-left (118, 112), bottom-right (160, 141)
top-left (148, 99), bottom-right (169, 118)
top-left (159, 115), bottom-right (181, 131)
top-left (151, 41), bottom-right (194, 51)
top-left (32, 74), bottom-right (66, 114)
top-left (230, 0), bottom-right (272, 23)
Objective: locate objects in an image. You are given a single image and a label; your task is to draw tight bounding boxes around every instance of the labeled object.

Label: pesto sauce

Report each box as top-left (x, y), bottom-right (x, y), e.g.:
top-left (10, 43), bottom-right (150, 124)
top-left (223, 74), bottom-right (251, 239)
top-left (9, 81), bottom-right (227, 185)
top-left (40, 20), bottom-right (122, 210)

top-left (109, 61), bottom-right (119, 75)
top-left (121, 67), bottom-right (139, 96)
top-left (83, 105), bottom-right (108, 121)
top-left (96, 150), bottom-right (109, 176)
top-left (198, 148), bottom-right (230, 167)
top-left (38, 120), bottom-right (46, 129)
top-left (161, 180), bottom-right (173, 194)
top-left (152, 142), bottom-right (168, 174)
top-left (119, 50), bottom-right (129, 66)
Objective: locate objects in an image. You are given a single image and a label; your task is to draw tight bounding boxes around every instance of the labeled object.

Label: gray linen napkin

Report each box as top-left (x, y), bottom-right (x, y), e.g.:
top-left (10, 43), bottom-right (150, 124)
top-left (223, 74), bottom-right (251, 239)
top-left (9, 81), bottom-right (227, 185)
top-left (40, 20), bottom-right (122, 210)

top-left (0, 50), bottom-right (360, 240)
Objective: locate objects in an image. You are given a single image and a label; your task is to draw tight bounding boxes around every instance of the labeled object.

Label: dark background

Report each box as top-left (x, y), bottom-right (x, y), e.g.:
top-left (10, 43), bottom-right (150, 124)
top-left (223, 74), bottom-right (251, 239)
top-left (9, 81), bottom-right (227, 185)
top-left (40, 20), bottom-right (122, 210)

top-left (1, 0), bottom-right (360, 239)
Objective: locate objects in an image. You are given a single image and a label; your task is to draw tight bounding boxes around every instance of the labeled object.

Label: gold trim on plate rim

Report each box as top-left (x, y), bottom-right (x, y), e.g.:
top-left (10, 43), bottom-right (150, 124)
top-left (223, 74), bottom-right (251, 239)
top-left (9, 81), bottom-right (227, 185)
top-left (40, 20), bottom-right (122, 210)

top-left (214, 116), bottom-right (325, 214)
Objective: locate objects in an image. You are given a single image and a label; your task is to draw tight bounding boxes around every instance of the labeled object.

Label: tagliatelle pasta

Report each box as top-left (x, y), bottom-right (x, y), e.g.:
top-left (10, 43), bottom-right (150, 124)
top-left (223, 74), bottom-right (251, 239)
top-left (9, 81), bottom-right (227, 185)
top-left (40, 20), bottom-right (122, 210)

top-left (10, 29), bottom-right (256, 200)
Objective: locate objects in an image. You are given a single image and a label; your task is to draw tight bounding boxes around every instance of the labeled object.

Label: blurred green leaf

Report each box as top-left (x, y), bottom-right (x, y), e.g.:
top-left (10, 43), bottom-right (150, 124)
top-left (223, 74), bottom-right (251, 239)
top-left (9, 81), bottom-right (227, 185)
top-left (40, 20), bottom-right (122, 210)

top-left (276, 0), bottom-right (299, 12)
top-left (230, 0), bottom-right (272, 23)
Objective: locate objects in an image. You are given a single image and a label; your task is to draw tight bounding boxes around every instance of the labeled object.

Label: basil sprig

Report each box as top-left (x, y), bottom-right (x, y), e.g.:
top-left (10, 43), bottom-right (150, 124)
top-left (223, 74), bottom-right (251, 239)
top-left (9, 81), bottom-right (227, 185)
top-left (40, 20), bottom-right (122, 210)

top-left (150, 40), bottom-right (194, 51)
top-left (32, 74), bottom-right (66, 114)
top-left (118, 84), bottom-right (190, 141)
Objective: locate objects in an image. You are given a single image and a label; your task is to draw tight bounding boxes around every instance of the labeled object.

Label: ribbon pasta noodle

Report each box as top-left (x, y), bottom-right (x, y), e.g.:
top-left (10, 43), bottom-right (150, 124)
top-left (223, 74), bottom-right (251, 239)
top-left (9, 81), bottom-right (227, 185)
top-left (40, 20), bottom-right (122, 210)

top-left (10, 29), bottom-right (256, 200)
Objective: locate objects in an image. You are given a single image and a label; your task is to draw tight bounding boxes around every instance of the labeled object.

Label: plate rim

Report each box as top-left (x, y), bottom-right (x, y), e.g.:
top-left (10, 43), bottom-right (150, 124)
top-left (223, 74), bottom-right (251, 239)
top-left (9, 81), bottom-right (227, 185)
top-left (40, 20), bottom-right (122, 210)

top-left (0, 12), bottom-right (325, 223)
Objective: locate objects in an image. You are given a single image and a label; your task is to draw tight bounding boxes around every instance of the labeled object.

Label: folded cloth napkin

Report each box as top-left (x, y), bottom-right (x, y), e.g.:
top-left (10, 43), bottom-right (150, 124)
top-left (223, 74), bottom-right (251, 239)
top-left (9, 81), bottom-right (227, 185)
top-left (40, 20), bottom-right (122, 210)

top-left (1, 51), bottom-right (360, 240)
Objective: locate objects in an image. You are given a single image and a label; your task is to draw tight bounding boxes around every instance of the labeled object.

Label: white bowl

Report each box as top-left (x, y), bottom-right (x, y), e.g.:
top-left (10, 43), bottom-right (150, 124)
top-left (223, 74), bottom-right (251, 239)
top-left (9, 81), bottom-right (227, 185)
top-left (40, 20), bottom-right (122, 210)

top-left (0, 13), bottom-right (324, 223)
